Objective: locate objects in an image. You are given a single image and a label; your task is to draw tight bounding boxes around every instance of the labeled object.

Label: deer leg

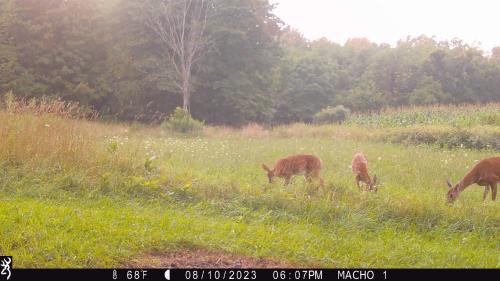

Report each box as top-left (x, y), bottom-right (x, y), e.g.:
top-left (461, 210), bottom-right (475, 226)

top-left (305, 173), bottom-right (312, 183)
top-left (309, 171), bottom-right (324, 188)
top-left (284, 176), bottom-right (291, 186)
top-left (483, 186), bottom-right (490, 201)
top-left (319, 176), bottom-right (325, 187)
top-left (355, 175), bottom-right (361, 191)
top-left (492, 184), bottom-right (497, 201)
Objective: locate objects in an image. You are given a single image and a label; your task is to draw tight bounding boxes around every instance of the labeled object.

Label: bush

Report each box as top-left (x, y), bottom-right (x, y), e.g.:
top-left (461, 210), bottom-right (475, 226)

top-left (480, 113), bottom-right (500, 126)
top-left (161, 107), bottom-right (204, 134)
top-left (313, 105), bottom-right (351, 124)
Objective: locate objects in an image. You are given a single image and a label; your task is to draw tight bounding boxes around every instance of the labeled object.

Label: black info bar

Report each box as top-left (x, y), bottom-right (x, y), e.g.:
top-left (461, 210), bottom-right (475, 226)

top-left (5, 268), bottom-right (497, 281)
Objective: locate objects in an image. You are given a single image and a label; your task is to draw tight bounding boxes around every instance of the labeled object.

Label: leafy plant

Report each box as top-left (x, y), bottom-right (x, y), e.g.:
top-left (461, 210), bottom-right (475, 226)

top-left (161, 107), bottom-right (204, 134)
top-left (313, 105), bottom-right (351, 124)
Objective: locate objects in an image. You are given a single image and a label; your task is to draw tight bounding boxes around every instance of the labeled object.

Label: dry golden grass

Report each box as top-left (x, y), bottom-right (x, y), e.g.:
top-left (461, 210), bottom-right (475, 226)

top-left (203, 123), bottom-right (270, 138)
top-left (203, 123), bottom-right (372, 140)
top-left (0, 95), bottom-right (127, 172)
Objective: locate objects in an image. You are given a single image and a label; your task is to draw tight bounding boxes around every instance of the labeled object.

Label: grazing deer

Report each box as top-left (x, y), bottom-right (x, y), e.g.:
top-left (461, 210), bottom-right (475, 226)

top-left (446, 157), bottom-right (500, 203)
top-left (351, 153), bottom-right (377, 192)
top-left (262, 154), bottom-right (324, 187)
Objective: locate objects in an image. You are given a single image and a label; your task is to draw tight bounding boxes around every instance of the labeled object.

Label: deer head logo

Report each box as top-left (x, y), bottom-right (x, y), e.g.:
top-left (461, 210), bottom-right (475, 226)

top-left (0, 257), bottom-right (11, 280)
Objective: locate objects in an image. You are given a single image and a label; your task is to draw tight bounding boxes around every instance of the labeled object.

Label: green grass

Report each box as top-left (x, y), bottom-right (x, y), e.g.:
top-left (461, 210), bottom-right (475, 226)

top-left (0, 100), bottom-right (498, 268)
top-left (1, 135), bottom-right (498, 268)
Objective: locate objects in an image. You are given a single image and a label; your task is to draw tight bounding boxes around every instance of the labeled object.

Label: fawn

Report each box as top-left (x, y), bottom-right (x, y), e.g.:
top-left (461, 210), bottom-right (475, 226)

top-left (446, 157), bottom-right (500, 203)
top-left (262, 154), bottom-right (324, 187)
top-left (351, 153), bottom-right (377, 191)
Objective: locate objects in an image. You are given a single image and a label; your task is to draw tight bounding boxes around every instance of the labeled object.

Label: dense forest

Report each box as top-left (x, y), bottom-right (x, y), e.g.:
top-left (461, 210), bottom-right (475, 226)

top-left (1, 0), bottom-right (500, 125)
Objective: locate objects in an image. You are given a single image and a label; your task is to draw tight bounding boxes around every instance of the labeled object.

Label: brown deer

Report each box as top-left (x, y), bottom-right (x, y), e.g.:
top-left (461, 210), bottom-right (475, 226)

top-left (446, 157), bottom-right (500, 203)
top-left (262, 154), bottom-right (324, 187)
top-left (351, 153), bottom-right (377, 192)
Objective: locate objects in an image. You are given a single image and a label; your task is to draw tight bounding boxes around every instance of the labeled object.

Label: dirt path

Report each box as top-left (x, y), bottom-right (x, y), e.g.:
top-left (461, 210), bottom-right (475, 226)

top-left (127, 249), bottom-right (297, 268)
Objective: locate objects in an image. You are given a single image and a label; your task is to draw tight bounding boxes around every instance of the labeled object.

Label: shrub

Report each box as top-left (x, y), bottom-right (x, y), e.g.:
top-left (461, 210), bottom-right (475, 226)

top-left (381, 129), bottom-right (440, 146)
top-left (161, 107), bottom-right (204, 134)
top-left (480, 113), bottom-right (500, 126)
top-left (313, 105), bottom-right (351, 124)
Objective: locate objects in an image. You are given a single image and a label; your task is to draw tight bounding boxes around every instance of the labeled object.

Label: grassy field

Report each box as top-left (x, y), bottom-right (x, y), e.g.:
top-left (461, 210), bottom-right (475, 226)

top-left (0, 100), bottom-right (499, 268)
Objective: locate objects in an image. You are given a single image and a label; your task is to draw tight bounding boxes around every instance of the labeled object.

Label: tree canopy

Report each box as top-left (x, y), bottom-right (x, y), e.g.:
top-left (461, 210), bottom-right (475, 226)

top-left (1, 0), bottom-right (499, 125)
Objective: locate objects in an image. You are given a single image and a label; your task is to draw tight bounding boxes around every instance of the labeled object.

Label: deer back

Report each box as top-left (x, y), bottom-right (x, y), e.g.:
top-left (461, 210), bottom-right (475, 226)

top-left (352, 153), bottom-right (370, 181)
top-left (274, 154), bottom-right (322, 177)
top-left (471, 157), bottom-right (500, 184)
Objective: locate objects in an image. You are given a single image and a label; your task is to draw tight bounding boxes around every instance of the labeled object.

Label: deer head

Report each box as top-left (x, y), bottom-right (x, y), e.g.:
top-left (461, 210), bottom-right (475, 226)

top-left (446, 179), bottom-right (460, 203)
top-left (370, 175), bottom-right (378, 192)
top-left (262, 164), bottom-right (274, 183)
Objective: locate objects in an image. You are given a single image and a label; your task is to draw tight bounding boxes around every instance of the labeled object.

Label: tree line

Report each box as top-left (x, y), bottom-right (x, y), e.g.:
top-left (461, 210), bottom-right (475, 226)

top-left (1, 0), bottom-right (500, 125)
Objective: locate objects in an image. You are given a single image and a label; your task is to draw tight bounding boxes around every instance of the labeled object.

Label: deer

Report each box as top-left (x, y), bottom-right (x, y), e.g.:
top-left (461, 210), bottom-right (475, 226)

top-left (351, 153), bottom-right (377, 192)
top-left (446, 156), bottom-right (500, 203)
top-left (262, 154), bottom-right (324, 187)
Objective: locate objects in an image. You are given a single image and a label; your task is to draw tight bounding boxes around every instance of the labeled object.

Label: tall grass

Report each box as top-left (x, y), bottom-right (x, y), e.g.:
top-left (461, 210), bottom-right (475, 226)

top-left (0, 95), bottom-right (96, 168)
top-left (0, 95), bottom-right (146, 191)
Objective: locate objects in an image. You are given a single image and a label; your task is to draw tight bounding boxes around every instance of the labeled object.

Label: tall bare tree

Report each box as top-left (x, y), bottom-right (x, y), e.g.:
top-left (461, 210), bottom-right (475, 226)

top-left (146, 0), bottom-right (211, 112)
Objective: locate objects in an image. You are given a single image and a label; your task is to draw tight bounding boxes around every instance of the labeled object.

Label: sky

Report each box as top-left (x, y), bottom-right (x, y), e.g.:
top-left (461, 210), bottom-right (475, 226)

top-left (271, 0), bottom-right (500, 52)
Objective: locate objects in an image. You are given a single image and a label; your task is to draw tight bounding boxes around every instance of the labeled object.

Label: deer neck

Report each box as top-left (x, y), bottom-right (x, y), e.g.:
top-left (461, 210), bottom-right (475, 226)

top-left (359, 170), bottom-right (371, 184)
top-left (457, 168), bottom-right (479, 192)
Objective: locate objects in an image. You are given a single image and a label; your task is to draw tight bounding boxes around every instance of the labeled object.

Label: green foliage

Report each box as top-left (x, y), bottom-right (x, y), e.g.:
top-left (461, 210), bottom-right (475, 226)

top-left (313, 105), bottom-right (351, 124)
top-left (193, 0), bottom-right (282, 125)
top-left (0, 0), bottom-right (106, 105)
top-left (161, 107), bottom-right (204, 134)
top-left (346, 104), bottom-right (500, 128)
top-left (274, 54), bottom-right (338, 123)
top-left (1, 1), bottom-right (500, 125)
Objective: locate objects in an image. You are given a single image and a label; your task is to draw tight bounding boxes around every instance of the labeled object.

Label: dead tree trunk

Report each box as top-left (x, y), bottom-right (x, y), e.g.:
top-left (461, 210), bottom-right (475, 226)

top-left (145, 0), bottom-right (210, 113)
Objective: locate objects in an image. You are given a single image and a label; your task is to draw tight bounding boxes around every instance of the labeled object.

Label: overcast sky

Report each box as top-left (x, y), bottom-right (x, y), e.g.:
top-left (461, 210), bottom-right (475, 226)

top-left (271, 0), bottom-right (500, 52)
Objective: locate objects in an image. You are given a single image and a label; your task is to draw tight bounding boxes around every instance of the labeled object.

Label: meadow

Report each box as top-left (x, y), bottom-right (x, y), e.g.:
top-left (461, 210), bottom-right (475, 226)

top-left (0, 99), bottom-right (499, 268)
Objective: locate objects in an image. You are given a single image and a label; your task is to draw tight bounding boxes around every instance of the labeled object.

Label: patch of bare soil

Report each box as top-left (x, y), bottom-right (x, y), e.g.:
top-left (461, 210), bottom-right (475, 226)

top-left (127, 249), bottom-right (296, 268)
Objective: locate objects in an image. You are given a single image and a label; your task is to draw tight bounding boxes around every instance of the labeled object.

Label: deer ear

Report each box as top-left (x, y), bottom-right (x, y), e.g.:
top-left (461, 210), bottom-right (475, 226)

top-left (446, 179), bottom-right (453, 188)
top-left (262, 164), bottom-right (270, 172)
